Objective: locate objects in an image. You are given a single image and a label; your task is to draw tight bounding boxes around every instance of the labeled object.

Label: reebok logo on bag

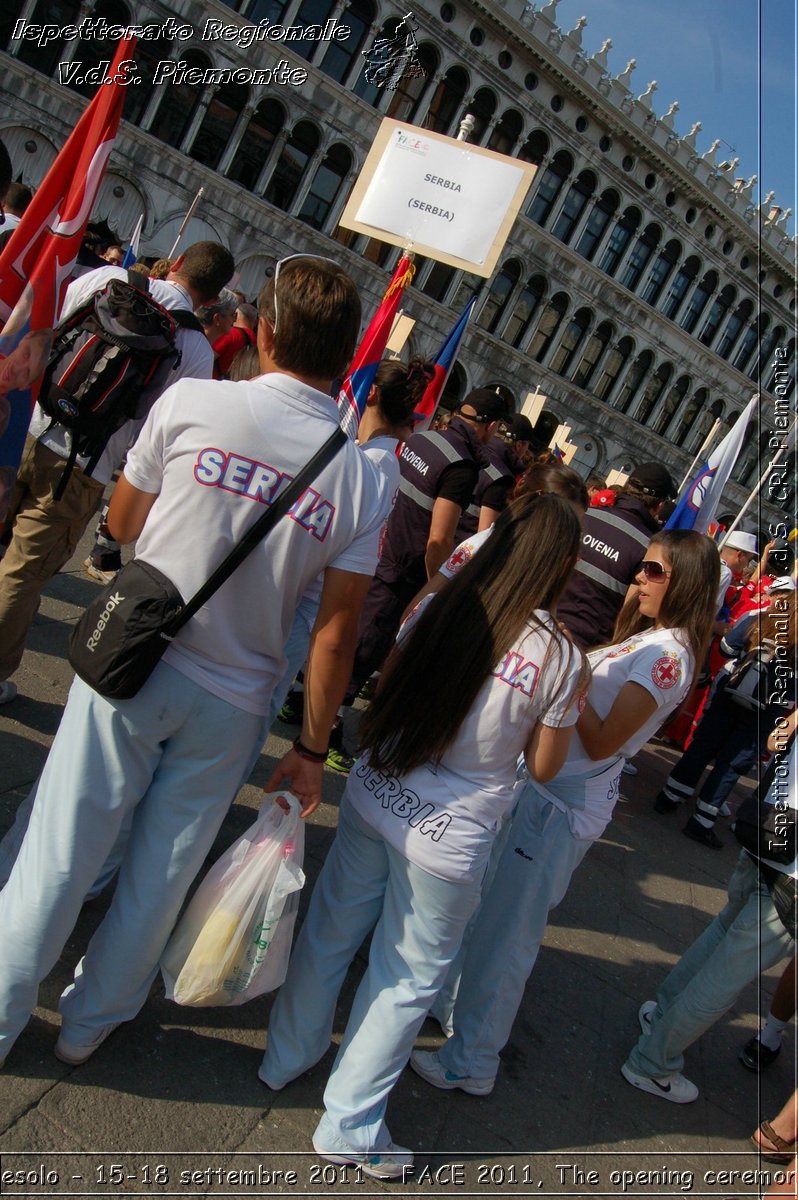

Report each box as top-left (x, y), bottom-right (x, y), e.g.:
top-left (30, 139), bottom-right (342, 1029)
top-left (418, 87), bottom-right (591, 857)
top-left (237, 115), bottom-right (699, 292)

top-left (39, 274), bottom-right (201, 499)
top-left (85, 591), bottom-right (125, 652)
top-left (725, 638), bottom-right (779, 711)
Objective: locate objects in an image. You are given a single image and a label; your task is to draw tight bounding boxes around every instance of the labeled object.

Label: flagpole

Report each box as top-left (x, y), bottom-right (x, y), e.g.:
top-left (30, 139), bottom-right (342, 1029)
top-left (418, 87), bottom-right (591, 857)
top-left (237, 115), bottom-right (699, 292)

top-left (678, 418), bottom-right (721, 491)
top-left (719, 413), bottom-right (798, 547)
top-left (168, 187), bottom-right (204, 259)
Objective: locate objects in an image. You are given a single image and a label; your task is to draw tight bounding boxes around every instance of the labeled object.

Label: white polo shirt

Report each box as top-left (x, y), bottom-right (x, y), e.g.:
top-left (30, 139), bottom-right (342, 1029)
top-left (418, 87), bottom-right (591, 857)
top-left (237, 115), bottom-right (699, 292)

top-left (125, 372), bottom-right (391, 715)
top-left (29, 265), bottom-right (212, 484)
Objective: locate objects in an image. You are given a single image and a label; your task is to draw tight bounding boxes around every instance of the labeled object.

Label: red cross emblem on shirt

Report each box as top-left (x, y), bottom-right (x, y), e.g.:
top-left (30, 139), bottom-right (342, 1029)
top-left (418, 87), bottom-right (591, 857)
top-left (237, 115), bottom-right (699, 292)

top-left (651, 656), bottom-right (680, 689)
top-left (448, 544), bottom-right (472, 571)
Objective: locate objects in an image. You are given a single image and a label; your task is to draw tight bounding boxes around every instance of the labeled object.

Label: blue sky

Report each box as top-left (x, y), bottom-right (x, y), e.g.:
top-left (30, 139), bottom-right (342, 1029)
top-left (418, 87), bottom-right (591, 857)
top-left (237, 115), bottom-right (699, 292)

top-left (554, 0), bottom-right (796, 234)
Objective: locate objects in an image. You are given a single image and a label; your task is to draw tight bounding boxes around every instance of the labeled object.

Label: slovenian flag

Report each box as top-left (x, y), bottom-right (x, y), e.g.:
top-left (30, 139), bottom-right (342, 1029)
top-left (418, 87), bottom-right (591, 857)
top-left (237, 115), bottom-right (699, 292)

top-left (121, 212), bottom-right (144, 269)
top-left (665, 392), bottom-right (760, 534)
top-left (414, 294), bottom-right (477, 432)
top-left (0, 36), bottom-right (136, 524)
top-left (336, 253), bottom-right (415, 440)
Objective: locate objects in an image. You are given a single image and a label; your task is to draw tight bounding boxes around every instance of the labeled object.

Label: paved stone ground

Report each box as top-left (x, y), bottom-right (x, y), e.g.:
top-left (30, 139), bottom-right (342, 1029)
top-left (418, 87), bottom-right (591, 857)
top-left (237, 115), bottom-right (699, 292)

top-left (0, 512), bottom-right (794, 1199)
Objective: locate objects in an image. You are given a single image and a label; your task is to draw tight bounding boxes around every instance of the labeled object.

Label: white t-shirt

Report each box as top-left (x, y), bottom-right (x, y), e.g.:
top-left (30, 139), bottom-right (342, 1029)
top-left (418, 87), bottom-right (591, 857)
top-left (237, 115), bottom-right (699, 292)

top-left (29, 267), bottom-right (212, 484)
top-left (564, 627), bottom-right (694, 774)
top-left (125, 373), bottom-right (391, 715)
top-left (347, 614), bottom-right (584, 883)
top-left (439, 525), bottom-right (494, 578)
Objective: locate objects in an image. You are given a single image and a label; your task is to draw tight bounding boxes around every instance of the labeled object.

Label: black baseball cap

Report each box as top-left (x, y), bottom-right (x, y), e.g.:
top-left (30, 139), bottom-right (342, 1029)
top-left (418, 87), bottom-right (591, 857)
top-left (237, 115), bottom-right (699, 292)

top-left (629, 461), bottom-right (675, 501)
top-left (457, 388), bottom-right (505, 424)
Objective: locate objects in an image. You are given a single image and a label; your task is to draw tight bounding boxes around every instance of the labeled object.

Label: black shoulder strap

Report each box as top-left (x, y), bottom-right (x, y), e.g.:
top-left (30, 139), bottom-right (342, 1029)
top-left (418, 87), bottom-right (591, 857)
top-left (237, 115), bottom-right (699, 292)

top-left (169, 426), bottom-right (348, 633)
top-left (171, 309), bottom-right (204, 334)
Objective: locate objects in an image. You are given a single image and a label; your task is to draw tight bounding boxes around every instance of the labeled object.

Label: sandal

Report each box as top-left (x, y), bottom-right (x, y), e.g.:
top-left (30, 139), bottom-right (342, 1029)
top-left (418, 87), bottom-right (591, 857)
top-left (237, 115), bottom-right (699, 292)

top-left (751, 1120), bottom-right (798, 1164)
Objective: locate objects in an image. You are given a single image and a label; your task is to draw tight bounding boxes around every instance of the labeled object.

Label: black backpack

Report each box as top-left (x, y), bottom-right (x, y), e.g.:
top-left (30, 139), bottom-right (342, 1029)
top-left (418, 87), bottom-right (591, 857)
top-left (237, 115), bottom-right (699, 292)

top-left (39, 273), bottom-right (202, 499)
top-left (724, 638), bottom-right (778, 712)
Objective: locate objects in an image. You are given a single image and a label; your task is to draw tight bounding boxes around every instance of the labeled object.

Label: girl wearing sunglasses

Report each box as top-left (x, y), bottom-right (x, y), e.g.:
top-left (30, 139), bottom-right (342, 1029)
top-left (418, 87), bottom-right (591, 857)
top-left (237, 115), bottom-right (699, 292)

top-left (412, 528), bottom-right (720, 1098)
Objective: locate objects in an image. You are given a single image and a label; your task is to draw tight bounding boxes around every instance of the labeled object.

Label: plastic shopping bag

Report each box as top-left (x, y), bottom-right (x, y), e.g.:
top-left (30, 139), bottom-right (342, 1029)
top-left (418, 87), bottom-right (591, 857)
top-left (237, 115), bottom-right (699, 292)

top-left (161, 792), bottom-right (305, 1006)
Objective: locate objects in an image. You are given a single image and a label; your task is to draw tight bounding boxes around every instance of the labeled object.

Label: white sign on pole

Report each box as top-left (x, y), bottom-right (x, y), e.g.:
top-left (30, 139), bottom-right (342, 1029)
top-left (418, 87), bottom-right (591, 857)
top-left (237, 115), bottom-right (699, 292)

top-left (339, 118), bottom-right (538, 277)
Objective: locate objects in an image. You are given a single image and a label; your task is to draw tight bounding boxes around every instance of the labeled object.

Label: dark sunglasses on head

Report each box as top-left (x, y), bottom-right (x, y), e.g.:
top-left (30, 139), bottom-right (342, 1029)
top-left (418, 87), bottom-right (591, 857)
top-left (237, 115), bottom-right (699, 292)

top-left (639, 560), bottom-right (671, 582)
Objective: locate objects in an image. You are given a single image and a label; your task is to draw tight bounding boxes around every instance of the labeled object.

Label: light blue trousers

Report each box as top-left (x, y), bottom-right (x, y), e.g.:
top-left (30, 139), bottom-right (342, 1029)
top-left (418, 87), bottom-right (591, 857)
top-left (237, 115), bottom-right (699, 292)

top-left (261, 799), bottom-right (482, 1153)
top-left (0, 597), bottom-right (316, 901)
top-left (0, 665), bottom-right (263, 1058)
top-left (627, 851), bottom-right (794, 1079)
top-left (436, 782), bottom-right (591, 1083)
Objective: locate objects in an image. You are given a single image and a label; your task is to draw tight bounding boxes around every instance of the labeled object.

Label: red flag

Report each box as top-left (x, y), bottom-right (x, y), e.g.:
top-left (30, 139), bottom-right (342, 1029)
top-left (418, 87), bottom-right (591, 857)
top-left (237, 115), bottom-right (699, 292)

top-left (0, 38), bottom-right (135, 521)
top-left (336, 253), bottom-right (415, 440)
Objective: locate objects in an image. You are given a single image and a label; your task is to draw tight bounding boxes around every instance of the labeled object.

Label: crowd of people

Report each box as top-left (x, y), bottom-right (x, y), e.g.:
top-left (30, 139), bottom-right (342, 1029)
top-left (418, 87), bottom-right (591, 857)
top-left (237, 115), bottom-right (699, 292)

top-left (0, 141), bottom-right (796, 1184)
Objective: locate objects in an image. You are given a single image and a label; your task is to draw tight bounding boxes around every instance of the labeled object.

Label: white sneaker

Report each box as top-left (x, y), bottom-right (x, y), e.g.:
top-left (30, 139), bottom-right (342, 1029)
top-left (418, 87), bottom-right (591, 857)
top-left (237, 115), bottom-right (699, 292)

top-left (622, 761), bottom-right (638, 776)
top-left (312, 1141), bottom-right (414, 1182)
top-left (0, 681), bottom-right (17, 704)
top-left (638, 1000), bottom-right (657, 1036)
top-left (718, 802), bottom-right (732, 818)
top-left (54, 1022), bottom-right (119, 1065)
top-left (410, 1048), bottom-right (495, 1095)
top-left (621, 1061), bottom-right (698, 1103)
top-left (83, 557), bottom-right (118, 585)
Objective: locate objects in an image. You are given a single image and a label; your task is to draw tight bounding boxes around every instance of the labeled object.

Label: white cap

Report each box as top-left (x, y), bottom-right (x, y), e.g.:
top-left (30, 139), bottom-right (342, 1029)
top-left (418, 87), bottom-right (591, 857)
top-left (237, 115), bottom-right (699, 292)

top-left (768, 575), bottom-right (797, 593)
top-left (724, 531), bottom-right (758, 555)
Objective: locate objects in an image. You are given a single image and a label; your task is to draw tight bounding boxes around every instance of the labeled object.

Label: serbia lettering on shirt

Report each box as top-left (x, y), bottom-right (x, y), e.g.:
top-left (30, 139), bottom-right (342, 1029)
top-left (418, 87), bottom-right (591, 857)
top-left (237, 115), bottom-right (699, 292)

top-left (347, 613), bottom-right (584, 883)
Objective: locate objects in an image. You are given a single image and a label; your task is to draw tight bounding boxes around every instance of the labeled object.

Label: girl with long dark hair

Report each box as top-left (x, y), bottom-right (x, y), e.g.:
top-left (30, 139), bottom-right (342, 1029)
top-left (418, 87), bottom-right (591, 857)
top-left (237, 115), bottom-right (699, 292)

top-left (412, 528), bottom-right (720, 1100)
top-left (259, 494), bottom-right (587, 1178)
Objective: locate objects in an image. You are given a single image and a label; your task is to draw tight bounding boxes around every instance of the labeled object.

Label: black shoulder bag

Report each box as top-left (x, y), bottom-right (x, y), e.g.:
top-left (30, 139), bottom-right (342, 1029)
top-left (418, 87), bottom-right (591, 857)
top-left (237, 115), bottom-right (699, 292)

top-left (69, 428), bottom-right (347, 700)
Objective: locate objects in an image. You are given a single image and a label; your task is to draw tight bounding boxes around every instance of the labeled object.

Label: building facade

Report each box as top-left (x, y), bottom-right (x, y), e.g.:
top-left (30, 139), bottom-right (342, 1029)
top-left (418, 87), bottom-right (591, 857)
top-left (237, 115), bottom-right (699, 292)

top-left (1, 0), bottom-right (795, 525)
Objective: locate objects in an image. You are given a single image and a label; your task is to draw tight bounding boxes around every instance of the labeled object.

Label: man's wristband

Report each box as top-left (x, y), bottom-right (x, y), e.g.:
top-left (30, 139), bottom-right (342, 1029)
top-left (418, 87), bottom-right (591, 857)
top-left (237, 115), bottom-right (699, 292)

top-left (293, 737), bottom-right (327, 763)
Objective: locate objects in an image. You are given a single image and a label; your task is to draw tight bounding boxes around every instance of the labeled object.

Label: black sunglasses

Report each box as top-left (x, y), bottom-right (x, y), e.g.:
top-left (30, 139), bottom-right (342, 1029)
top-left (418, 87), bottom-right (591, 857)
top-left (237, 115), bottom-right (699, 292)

top-left (639, 560), bottom-right (672, 582)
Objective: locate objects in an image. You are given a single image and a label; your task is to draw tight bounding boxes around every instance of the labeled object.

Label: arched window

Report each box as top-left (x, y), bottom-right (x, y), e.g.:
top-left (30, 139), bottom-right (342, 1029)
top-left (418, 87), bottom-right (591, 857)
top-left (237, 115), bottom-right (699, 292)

top-left (123, 38), bottom-right (173, 125)
top-left (320, 0), bottom-right (376, 83)
top-left (634, 362), bottom-right (673, 423)
top-left (551, 171), bottom-right (596, 245)
top-left (527, 150), bottom-right (572, 226)
top-left (641, 238), bottom-right (681, 306)
top-left (549, 307), bottom-right (591, 375)
top-left (680, 270), bottom-right (718, 334)
top-left (297, 143), bottom-right (353, 229)
top-left (654, 374), bottom-right (690, 434)
top-left (450, 271), bottom-right (485, 314)
top-left (528, 292), bottom-right (568, 362)
top-left (516, 129), bottom-right (549, 165)
top-left (598, 206), bottom-right (641, 276)
top-left (66, 0), bottom-right (130, 97)
top-left (468, 88), bottom-right (497, 143)
top-left (593, 336), bottom-right (633, 401)
top-left (733, 313), bottom-right (768, 374)
top-left (190, 82), bottom-right (249, 170)
top-left (0, 0), bottom-right (27, 52)
top-left (501, 274), bottom-right (546, 349)
top-left (476, 259), bottom-right (521, 334)
top-left (673, 387), bottom-right (708, 448)
top-left (660, 255), bottom-right (700, 321)
top-left (424, 66), bottom-right (468, 134)
top-left (687, 397), bottom-right (724, 452)
top-left (614, 350), bottom-right (654, 412)
top-left (572, 320), bottom-right (613, 389)
top-left (149, 51), bottom-right (213, 149)
top-left (421, 262), bottom-right (457, 302)
top-left (385, 43), bottom-right (438, 121)
top-left (16, 0), bottom-right (80, 76)
top-left (487, 109), bottom-right (523, 155)
top-left (228, 100), bottom-right (285, 189)
top-left (620, 224), bottom-right (661, 292)
top-left (751, 325), bottom-right (786, 385)
top-left (716, 298), bottom-right (754, 360)
top-left (222, 0), bottom-right (291, 17)
top-left (698, 284), bottom-right (736, 348)
top-left (264, 120), bottom-right (320, 210)
top-left (289, 0), bottom-right (337, 60)
top-left (575, 189), bottom-right (619, 261)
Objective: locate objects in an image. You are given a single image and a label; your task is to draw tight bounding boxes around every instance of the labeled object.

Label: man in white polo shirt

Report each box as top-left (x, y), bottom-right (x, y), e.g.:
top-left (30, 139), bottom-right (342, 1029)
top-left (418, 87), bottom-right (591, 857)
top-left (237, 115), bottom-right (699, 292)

top-left (0, 256), bottom-right (390, 1071)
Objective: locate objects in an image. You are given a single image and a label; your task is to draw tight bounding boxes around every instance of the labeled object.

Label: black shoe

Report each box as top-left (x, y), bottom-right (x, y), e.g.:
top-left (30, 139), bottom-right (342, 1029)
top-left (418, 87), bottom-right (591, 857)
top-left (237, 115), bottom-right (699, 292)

top-left (739, 1035), bottom-right (781, 1072)
top-left (682, 817), bottom-right (723, 849)
top-left (654, 791), bottom-right (682, 814)
top-left (276, 689), bottom-right (304, 725)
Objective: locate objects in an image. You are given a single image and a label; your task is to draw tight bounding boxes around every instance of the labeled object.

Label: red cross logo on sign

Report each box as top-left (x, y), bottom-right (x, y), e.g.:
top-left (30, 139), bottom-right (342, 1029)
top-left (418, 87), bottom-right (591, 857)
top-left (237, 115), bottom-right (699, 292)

top-left (651, 656), bottom-right (680, 689)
